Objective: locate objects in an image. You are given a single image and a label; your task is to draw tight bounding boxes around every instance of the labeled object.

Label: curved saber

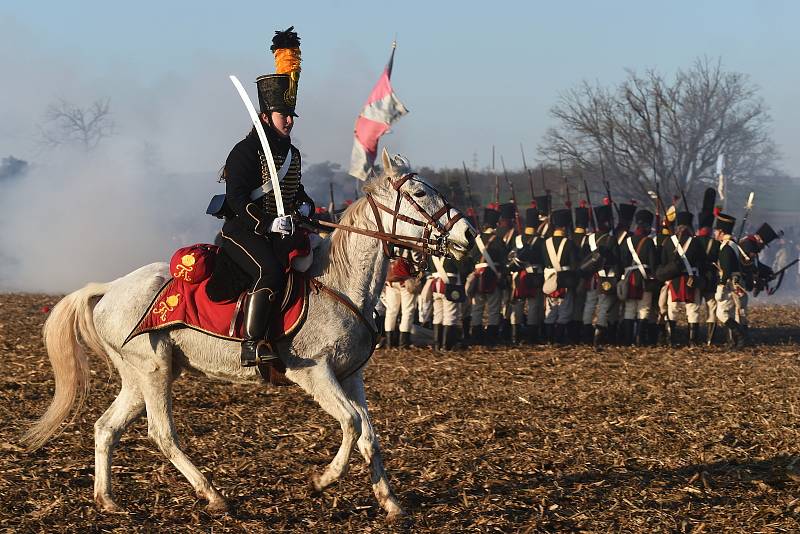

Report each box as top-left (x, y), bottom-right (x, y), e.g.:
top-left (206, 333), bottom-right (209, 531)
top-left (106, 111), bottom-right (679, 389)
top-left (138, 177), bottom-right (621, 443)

top-left (229, 75), bottom-right (285, 216)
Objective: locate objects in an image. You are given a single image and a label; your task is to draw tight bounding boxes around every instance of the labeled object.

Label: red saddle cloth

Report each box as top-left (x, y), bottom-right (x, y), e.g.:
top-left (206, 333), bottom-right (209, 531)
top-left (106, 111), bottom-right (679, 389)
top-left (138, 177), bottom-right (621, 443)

top-left (124, 244), bottom-right (310, 345)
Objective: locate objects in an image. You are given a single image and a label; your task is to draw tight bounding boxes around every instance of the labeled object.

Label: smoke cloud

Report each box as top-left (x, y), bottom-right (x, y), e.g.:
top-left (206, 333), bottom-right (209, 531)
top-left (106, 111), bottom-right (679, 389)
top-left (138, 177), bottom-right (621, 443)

top-left (0, 19), bottom-right (373, 293)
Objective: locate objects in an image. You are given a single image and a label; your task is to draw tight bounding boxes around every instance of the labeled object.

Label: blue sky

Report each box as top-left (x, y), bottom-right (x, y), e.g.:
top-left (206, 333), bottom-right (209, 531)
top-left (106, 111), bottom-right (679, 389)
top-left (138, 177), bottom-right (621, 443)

top-left (2, 0), bottom-right (799, 173)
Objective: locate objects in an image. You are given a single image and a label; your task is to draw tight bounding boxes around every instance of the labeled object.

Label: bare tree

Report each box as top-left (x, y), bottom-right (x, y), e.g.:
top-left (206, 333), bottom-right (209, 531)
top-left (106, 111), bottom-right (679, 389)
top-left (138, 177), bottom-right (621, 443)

top-left (39, 98), bottom-right (115, 152)
top-left (540, 58), bottom-right (778, 209)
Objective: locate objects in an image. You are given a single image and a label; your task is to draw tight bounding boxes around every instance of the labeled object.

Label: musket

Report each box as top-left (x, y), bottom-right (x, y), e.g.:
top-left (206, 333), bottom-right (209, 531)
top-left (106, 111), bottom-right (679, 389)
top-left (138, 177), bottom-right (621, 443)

top-left (520, 143), bottom-right (535, 200)
top-left (736, 191), bottom-right (755, 241)
top-left (581, 169), bottom-right (596, 232)
top-left (539, 164), bottom-right (549, 196)
top-left (500, 156), bottom-right (522, 232)
top-left (461, 161), bottom-right (476, 212)
top-left (492, 145), bottom-right (497, 202)
top-left (767, 258), bottom-right (799, 295)
top-left (558, 153), bottom-right (572, 207)
top-left (599, 154), bottom-right (618, 218)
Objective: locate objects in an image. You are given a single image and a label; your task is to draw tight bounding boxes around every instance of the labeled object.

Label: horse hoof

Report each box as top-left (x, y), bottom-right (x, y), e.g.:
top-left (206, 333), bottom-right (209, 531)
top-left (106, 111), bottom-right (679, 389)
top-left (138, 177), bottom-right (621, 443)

top-left (309, 474), bottom-right (324, 493)
top-left (206, 497), bottom-right (229, 514)
top-left (95, 495), bottom-right (125, 514)
top-left (386, 508), bottom-right (407, 523)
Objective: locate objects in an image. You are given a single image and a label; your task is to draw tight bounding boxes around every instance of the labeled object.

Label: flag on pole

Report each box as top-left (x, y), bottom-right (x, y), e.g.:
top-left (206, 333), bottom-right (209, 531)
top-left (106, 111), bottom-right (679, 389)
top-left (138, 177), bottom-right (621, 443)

top-left (348, 42), bottom-right (409, 180)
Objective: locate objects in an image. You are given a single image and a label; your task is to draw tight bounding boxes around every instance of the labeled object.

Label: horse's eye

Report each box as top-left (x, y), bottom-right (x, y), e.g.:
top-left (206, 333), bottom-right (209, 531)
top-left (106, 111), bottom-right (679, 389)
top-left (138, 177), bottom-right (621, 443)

top-left (413, 189), bottom-right (426, 198)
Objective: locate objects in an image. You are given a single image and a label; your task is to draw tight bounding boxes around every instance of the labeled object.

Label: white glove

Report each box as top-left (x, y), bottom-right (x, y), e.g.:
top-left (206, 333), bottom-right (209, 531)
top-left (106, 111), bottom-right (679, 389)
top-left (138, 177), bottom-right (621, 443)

top-left (270, 215), bottom-right (294, 236)
top-left (298, 202), bottom-right (312, 217)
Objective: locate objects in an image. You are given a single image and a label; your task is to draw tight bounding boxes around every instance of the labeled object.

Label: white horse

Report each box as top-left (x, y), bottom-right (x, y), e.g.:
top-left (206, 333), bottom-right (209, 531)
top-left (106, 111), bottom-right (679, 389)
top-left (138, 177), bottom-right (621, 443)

top-left (22, 149), bottom-right (475, 521)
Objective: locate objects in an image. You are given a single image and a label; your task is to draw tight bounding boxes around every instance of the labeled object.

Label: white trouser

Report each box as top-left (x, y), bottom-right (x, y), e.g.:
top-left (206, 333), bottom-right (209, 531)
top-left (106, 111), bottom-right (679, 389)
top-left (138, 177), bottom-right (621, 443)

top-left (510, 293), bottom-right (544, 326)
top-left (545, 292), bottom-right (574, 325)
top-left (734, 291), bottom-right (748, 326)
top-left (417, 278), bottom-right (434, 324)
top-left (623, 291), bottom-right (653, 320)
top-left (704, 296), bottom-right (717, 324)
top-left (714, 284), bottom-right (735, 324)
top-left (666, 288), bottom-right (702, 322)
top-left (384, 281), bottom-right (417, 332)
top-left (433, 292), bottom-right (462, 326)
top-left (471, 290), bottom-right (502, 327)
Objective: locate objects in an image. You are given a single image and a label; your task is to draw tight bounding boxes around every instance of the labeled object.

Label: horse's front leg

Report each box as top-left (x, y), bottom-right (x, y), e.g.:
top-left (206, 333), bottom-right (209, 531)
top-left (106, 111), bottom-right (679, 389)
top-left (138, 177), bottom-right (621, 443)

top-left (288, 362), bottom-right (362, 491)
top-left (342, 371), bottom-right (405, 521)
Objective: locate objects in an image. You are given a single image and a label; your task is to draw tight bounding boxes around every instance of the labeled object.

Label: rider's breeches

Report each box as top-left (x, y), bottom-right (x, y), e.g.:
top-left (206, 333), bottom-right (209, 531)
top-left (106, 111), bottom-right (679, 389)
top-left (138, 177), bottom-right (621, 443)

top-left (384, 281), bottom-right (417, 333)
top-left (433, 292), bottom-right (462, 326)
top-left (666, 289), bottom-right (701, 322)
top-left (471, 291), bottom-right (502, 326)
top-left (510, 294), bottom-right (544, 326)
top-left (624, 292), bottom-right (653, 321)
top-left (219, 228), bottom-right (286, 296)
top-left (545, 293), bottom-right (574, 325)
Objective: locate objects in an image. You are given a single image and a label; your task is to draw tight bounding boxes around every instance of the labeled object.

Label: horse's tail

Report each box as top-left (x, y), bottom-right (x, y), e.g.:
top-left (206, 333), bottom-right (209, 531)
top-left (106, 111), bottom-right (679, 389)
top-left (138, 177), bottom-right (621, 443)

top-left (22, 282), bottom-right (111, 451)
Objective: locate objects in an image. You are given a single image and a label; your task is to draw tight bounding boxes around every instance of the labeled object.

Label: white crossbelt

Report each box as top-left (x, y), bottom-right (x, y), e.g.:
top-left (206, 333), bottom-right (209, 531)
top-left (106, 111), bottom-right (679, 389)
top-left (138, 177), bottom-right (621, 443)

top-left (626, 237), bottom-right (647, 278)
top-left (671, 235), bottom-right (697, 275)
top-left (249, 151), bottom-right (293, 201)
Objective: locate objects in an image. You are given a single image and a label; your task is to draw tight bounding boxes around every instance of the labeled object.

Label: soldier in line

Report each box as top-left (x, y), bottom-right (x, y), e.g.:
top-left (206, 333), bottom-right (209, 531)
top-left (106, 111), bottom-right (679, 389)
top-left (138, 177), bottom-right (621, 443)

top-left (618, 209), bottom-right (659, 346)
top-left (659, 211), bottom-right (707, 346)
top-left (582, 201), bottom-right (619, 350)
top-left (695, 190), bottom-right (720, 345)
top-left (468, 205), bottom-right (508, 345)
top-left (542, 208), bottom-right (579, 343)
top-left (384, 249), bottom-right (420, 349)
top-left (713, 213), bottom-right (749, 348)
top-left (569, 203), bottom-right (592, 341)
top-left (431, 254), bottom-right (473, 350)
top-left (508, 204), bottom-right (546, 345)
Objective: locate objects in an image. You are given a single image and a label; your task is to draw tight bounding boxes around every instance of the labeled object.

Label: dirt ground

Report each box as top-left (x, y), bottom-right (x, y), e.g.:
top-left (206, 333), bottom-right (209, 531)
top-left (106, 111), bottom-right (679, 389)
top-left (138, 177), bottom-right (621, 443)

top-left (2, 293), bottom-right (800, 533)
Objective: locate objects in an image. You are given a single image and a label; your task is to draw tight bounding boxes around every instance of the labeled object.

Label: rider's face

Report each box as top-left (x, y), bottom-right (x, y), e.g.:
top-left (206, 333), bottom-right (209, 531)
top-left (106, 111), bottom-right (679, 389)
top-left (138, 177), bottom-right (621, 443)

top-left (261, 112), bottom-right (294, 138)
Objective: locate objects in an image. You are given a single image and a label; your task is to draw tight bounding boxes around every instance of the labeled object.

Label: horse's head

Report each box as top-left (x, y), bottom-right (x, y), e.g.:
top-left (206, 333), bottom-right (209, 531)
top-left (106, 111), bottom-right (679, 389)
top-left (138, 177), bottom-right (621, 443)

top-left (365, 148), bottom-right (476, 260)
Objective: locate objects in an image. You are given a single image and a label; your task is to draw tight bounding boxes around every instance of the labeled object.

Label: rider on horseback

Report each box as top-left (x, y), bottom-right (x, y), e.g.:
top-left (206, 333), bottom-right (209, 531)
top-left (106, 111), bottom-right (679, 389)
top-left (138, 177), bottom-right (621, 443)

top-left (219, 27), bottom-right (314, 367)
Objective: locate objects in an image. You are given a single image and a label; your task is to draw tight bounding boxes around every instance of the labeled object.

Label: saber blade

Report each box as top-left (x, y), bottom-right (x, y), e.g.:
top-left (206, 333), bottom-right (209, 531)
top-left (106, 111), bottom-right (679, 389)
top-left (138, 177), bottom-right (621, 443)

top-left (229, 75), bottom-right (285, 216)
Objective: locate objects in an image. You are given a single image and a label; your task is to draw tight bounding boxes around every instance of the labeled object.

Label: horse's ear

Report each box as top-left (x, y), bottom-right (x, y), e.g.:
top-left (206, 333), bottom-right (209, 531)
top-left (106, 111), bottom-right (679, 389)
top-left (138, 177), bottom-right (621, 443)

top-left (381, 147), bottom-right (393, 175)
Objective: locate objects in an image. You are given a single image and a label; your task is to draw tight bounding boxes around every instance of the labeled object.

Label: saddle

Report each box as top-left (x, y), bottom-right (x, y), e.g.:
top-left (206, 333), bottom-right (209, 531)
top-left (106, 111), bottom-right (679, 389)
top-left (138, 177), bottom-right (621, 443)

top-left (123, 244), bottom-right (311, 385)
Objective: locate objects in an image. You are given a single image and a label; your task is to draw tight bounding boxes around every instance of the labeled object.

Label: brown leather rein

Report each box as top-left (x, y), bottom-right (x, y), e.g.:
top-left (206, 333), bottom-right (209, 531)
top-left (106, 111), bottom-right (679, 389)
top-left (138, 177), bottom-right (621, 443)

top-left (299, 173), bottom-right (464, 380)
top-left (312, 173), bottom-right (464, 259)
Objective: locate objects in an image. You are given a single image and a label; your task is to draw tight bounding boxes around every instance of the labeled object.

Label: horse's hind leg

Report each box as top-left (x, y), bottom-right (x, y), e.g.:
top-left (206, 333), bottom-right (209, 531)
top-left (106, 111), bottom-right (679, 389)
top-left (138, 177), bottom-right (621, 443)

top-left (289, 363), bottom-right (363, 492)
top-left (138, 350), bottom-right (228, 513)
top-left (94, 362), bottom-right (145, 512)
top-left (342, 371), bottom-right (405, 520)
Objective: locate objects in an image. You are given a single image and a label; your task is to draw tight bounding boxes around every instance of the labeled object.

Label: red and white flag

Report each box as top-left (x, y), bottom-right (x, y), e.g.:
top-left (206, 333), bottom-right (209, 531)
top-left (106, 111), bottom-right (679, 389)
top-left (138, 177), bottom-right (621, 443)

top-left (348, 43), bottom-right (408, 180)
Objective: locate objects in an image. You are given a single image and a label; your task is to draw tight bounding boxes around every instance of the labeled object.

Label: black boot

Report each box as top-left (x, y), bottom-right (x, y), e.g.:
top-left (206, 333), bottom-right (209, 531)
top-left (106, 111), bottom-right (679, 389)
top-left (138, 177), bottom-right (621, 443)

top-left (462, 316), bottom-right (472, 346)
top-left (664, 320), bottom-right (676, 347)
top-left (240, 290), bottom-right (274, 367)
top-left (527, 324), bottom-right (540, 345)
top-left (384, 330), bottom-right (396, 349)
top-left (688, 323), bottom-right (699, 346)
top-left (620, 319), bottom-right (634, 346)
top-left (633, 320), bottom-right (643, 346)
top-left (485, 325), bottom-right (499, 346)
top-left (566, 321), bottom-right (581, 345)
top-left (511, 324), bottom-right (520, 345)
top-left (443, 325), bottom-right (460, 350)
top-left (433, 324), bottom-right (443, 350)
top-left (705, 322), bottom-right (717, 346)
top-left (592, 326), bottom-right (605, 352)
top-left (399, 331), bottom-right (412, 349)
top-left (646, 322), bottom-right (659, 346)
top-left (581, 324), bottom-right (594, 345)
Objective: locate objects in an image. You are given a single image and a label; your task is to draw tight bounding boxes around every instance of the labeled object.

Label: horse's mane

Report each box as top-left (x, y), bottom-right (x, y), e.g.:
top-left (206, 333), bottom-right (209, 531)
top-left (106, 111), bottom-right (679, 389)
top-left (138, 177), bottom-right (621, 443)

top-left (323, 177), bottom-right (384, 283)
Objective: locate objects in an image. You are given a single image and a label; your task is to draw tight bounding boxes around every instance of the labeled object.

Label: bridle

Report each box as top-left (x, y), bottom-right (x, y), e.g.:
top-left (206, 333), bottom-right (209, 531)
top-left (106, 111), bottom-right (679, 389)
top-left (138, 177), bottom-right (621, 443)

top-left (313, 172), bottom-right (464, 260)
